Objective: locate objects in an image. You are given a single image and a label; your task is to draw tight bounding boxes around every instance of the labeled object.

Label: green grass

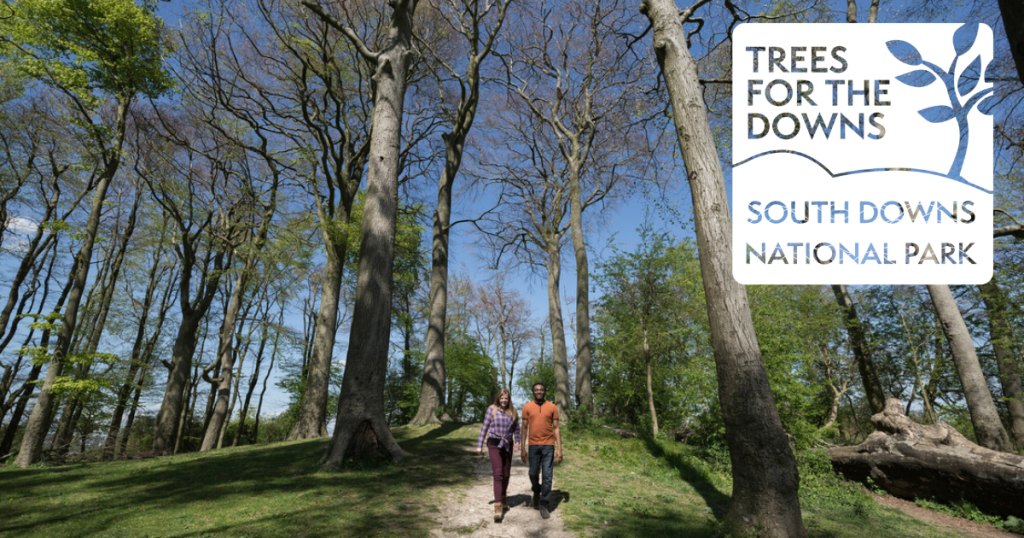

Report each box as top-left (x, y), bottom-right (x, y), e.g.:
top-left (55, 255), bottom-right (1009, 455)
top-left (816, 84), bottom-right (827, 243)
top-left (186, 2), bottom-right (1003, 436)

top-left (555, 428), bottom-right (966, 538)
top-left (0, 423), bottom-right (997, 538)
top-left (0, 424), bottom-right (480, 538)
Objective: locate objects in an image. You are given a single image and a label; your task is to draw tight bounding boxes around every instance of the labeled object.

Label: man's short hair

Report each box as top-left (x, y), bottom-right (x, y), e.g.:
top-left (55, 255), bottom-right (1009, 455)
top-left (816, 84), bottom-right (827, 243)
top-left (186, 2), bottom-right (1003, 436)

top-left (532, 382), bottom-right (546, 391)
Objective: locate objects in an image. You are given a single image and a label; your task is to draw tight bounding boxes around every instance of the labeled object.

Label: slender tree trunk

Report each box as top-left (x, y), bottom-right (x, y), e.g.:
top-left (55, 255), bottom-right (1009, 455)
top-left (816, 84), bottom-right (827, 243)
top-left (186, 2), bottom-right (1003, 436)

top-left (234, 327), bottom-right (267, 447)
top-left (569, 171), bottom-right (594, 415)
top-left (641, 1), bottom-right (806, 534)
top-left (289, 249), bottom-right (343, 439)
top-left (926, 284), bottom-right (1012, 452)
top-left (545, 240), bottom-right (571, 414)
top-left (978, 279), bottom-right (1024, 448)
top-left (201, 271), bottom-right (249, 451)
top-left (14, 102), bottom-right (129, 468)
top-left (410, 133), bottom-right (459, 426)
top-left (832, 285), bottom-right (886, 414)
top-left (643, 327), bottom-right (658, 436)
top-left (119, 366), bottom-right (147, 457)
top-left (320, 0), bottom-right (419, 469)
top-left (253, 311), bottom-right (282, 444)
top-left (102, 252), bottom-right (167, 460)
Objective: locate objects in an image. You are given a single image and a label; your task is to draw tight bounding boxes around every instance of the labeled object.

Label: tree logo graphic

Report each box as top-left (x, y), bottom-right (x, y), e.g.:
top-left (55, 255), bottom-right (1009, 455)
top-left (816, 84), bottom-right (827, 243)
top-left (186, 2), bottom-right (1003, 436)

top-left (887, 23), bottom-right (995, 182)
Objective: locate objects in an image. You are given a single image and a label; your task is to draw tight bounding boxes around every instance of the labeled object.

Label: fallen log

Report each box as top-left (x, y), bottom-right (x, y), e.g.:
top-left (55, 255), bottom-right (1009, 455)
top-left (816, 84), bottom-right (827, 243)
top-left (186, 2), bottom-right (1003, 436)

top-left (827, 399), bottom-right (1024, 519)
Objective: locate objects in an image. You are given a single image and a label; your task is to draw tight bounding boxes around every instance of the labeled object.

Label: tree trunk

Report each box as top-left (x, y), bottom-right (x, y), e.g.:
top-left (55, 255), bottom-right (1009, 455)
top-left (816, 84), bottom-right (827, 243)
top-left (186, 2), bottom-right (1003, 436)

top-left (14, 102), bottom-right (129, 468)
top-left (978, 279), bottom-right (1024, 448)
top-left (234, 326), bottom-right (267, 447)
top-left (152, 247), bottom-right (224, 455)
top-left (643, 327), bottom-right (658, 436)
top-left (154, 310), bottom-right (208, 454)
top-left (119, 366), bottom-right (147, 457)
top-left (640, 1), bottom-right (807, 534)
top-left (289, 249), bottom-right (343, 439)
top-left (201, 270), bottom-right (249, 451)
top-left (831, 285), bottom-right (886, 415)
top-left (320, 0), bottom-right (419, 469)
top-left (545, 240), bottom-right (571, 414)
top-left (977, 280), bottom-right (1024, 445)
top-left (998, 0), bottom-right (1024, 84)
top-left (569, 170), bottom-right (594, 415)
top-left (253, 311), bottom-right (282, 443)
top-left (926, 284), bottom-right (1012, 452)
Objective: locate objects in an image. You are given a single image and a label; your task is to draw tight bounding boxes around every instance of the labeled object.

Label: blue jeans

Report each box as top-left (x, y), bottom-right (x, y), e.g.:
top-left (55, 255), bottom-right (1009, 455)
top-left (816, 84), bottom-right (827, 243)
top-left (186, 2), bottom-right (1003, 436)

top-left (528, 444), bottom-right (554, 506)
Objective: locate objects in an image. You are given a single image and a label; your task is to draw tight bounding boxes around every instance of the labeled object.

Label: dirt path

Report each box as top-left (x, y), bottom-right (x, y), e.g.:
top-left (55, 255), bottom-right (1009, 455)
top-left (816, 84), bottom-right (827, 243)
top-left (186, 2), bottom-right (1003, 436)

top-left (430, 447), bottom-right (576, 538)
top-left (872, 494), bottom-right (1020, 538)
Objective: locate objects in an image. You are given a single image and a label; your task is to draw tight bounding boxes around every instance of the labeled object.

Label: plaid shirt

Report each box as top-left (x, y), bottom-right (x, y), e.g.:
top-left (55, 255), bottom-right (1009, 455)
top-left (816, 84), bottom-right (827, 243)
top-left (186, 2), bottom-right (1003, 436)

top-left (477, 405), bottom-right (520, 452)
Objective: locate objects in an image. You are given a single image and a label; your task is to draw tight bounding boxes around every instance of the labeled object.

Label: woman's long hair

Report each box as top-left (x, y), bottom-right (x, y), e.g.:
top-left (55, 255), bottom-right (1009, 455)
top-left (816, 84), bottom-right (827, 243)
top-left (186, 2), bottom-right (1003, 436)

top-left (492, 388), bottom-right (516, 418)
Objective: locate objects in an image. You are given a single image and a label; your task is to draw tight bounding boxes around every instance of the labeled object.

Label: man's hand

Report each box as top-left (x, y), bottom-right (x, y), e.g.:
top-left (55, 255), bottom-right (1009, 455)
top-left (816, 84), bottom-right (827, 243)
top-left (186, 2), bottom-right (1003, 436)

top-left (555, 448), bottom-right (563, 464)
top-left (521, 449), bottom-right (527, 463)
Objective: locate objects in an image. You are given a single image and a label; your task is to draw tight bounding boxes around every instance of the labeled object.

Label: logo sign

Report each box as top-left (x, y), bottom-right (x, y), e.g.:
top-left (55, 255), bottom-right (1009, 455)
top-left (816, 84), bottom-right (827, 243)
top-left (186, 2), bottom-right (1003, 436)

top-left (732, 24), bottom-right (993, 285)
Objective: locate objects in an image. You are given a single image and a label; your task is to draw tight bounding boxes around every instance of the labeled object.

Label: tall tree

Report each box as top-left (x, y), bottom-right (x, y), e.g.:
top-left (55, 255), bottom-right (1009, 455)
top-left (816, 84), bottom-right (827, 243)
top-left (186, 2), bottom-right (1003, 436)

top-left (977, 277), bottom-right (1024, 449)
top-left (406, 0), bottom-right (513, 426)
top-left (831, 285), bottom-right (887, 415)
top-left (306, 0), bottom-right (421, 468)
top-left (926, 284), bottom-right (1013, 451)
top-left (225, 0), bottom-right (374, 441)
top-left (500, 0), bottom-right (660, 415)
top-left (4, 0), bottom-right (171, 467)
top-left (640, 0), bottom-right (807, 535)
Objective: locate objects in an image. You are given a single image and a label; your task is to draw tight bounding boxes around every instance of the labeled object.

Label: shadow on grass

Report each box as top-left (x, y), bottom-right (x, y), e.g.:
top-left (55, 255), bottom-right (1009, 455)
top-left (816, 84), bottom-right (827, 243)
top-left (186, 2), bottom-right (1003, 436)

top-left (642, 438), bottom-right (730, 520)
top-left (0, 425), bottom-right (480, 538)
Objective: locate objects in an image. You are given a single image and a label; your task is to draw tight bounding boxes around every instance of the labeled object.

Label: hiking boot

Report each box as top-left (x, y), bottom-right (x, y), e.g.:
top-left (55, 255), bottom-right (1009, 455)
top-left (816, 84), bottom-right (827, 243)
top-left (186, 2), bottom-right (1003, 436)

top-left (532, 492), bottom-right (540, 509)
top-left (501, 495), bottom-right (508, 510)
top-left (540, 505), bottom-right (551, 519)
top-left (494, 504), bottom-right (503, 523)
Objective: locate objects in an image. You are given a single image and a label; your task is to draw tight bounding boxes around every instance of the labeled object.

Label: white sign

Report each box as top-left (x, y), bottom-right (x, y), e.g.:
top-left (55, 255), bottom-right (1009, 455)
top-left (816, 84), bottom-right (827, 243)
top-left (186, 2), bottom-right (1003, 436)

top-left (732, 23), bottom-right (993, 285)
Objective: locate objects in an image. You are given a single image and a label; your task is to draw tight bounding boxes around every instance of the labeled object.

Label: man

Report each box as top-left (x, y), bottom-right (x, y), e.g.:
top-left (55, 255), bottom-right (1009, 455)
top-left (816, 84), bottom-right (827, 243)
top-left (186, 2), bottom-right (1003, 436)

top-left (520, 382), bottom-right (562, 519)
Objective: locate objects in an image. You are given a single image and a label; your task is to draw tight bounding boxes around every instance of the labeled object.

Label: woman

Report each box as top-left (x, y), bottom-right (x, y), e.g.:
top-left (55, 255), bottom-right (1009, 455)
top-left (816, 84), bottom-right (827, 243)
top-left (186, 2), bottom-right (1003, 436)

top-left (476, 388), bottom-right (520, 522)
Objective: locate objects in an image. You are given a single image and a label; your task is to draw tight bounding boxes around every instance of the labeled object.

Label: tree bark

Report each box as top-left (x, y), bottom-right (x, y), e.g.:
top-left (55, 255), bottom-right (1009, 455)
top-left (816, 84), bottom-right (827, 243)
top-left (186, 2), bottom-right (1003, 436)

top-left (926, 284), bottom-right (1012, 452)
top-left (643, 327), bottom-right (658, 436)
top-left (641, 1), bottom-right (807, 534)
top-left (831, 285), bottom-right (886, 415)
top-left (977, 279), bottom-right (1024, 449)
top-left (545, 240), bottom-right (571, 414)
top-left (317, 0), bottom-right (419, 469)
top-left (289, 248), bottom-right (343, 439)
top-left (570, 170), bottom-right (594, 415)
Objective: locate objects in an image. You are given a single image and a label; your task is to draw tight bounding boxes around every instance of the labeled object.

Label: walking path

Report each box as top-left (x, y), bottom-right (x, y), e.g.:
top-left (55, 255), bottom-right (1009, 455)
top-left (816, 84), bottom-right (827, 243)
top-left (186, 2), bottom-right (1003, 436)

top-left (430, 446), bottom-right (576, 538)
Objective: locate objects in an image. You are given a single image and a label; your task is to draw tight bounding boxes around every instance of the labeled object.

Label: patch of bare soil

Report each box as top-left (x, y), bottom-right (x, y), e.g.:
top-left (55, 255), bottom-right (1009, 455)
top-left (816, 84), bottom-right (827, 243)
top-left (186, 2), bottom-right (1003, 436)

top-left (430, 447), bottom-right (577, 538)
top-left (872, 494), bottom-right (1020, 538)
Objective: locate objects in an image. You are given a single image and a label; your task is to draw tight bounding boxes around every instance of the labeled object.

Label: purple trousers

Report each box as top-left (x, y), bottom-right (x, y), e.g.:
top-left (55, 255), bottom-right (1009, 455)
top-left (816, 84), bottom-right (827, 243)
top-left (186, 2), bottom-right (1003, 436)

top-left (486, 438), bottom-right (512, 503)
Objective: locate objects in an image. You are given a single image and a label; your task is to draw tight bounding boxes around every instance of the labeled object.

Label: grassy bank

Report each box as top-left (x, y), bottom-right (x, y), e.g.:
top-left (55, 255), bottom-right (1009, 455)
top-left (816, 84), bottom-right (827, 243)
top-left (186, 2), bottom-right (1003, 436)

top-left (0, 424), bottom-right (479, 538)
top-left (0, 423), bottom-right (999, 538)
top-left (554, 427), bottom-right (965, 538)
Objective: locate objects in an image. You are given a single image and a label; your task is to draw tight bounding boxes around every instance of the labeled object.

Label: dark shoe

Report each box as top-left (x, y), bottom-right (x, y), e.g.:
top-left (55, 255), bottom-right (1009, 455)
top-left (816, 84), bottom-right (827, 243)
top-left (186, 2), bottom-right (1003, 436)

top-left (540, 505), bottom-right (551, 519)
top-left (532, 492), bottom-right (540, 509)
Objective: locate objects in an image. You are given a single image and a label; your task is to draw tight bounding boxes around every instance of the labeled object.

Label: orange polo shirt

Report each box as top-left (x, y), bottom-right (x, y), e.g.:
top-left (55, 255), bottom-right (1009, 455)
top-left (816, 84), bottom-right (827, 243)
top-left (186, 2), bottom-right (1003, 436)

top-left (522, 400), bottom-right (558, 446)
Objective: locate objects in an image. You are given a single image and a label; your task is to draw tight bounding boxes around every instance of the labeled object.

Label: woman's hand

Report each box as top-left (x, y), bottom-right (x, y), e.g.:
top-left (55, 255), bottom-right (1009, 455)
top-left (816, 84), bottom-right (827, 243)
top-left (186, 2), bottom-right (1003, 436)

top-left (477, 447), bottom-right (483, 456)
